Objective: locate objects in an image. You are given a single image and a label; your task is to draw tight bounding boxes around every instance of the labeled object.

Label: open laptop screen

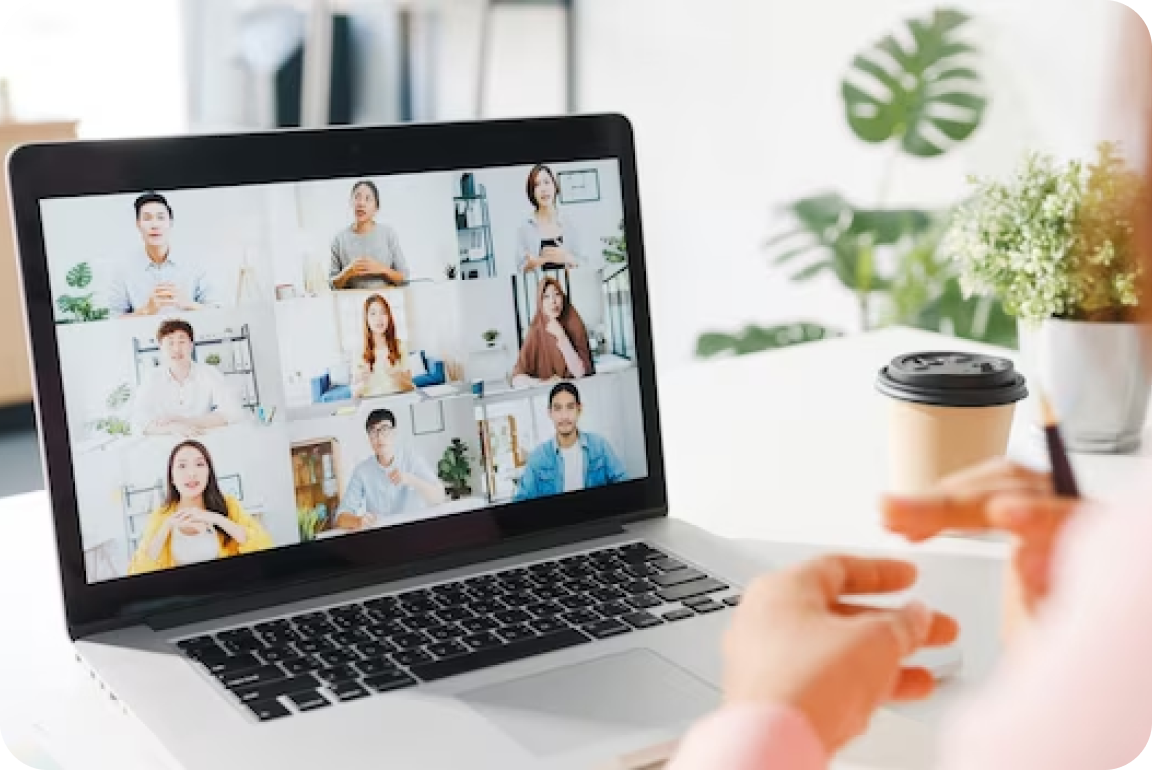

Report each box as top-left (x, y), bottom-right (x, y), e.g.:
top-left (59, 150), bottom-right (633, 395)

top-left (40, 160), bottom-right (646, 585)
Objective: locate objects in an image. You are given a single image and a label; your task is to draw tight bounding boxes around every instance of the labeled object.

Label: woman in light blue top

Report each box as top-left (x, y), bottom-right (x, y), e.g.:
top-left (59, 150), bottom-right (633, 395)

top-left (516, 164), bottom-right (585, 273)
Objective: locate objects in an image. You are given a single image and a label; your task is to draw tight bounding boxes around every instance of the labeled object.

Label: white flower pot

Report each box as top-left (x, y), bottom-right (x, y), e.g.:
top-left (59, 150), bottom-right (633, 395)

top-left (1018, 318), bottom-right (1152, 453)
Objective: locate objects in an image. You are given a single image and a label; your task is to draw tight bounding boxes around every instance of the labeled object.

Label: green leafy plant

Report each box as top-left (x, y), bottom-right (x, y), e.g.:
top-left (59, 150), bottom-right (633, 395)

top-left (87, 382), bottom-right (134, 438)
top-left (946, 142), bottom-right (1144, 323)
top-left (602, 219), bottom-right (627, 264)
top-left (297, 505), bottom-right (326, 542)
top-left (482, 329), bottom-right (499, 346)
top-left (697, 323), bottom-right (841, 359)
top-left (445, 263), bottom-right (458, 280)
top-left (56, 262), bottom-right (110, 324)
top-left (93, 417), bottom-right (131, 436)
top-left (438, 439), bottom-right (473, 500)
top-left (205, 353), bottom-right (222, 366)
top-left (698, 7), bottom-right (1015, 357)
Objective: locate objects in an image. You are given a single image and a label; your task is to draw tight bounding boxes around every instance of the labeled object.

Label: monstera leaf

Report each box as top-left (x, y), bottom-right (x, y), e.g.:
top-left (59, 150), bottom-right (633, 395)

top-left (65, 261), bottom-right (93, 289)
top-left (843, 8), bottom-right (986, 157)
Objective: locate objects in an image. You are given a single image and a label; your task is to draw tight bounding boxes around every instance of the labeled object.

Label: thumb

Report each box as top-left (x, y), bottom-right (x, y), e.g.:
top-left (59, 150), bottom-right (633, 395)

top-left (858, 600), bottom-right (933, 659)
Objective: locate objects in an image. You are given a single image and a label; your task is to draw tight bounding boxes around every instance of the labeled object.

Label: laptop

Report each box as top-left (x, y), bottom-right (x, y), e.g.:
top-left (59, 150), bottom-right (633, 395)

top-left (7, 115), bottom-right (770, 770)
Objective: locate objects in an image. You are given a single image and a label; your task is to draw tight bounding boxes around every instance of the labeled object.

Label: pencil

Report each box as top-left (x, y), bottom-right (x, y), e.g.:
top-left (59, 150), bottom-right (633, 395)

top-left (1038, 392), bottom-right (1081, 499)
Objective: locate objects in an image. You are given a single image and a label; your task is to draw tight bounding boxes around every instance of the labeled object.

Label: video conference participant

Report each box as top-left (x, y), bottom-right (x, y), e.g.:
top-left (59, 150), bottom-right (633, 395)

top-left (517, 164), bottom-right (585, 273)
top-left (333, 409), bottom-right (445, 531)
top-left (352, 293), bottom-right (415, 398)
top-left (511, 277), bottom-right (595, 387)
top-left (513, 382), bottom-right (627, 502)
top-left (330, 180), bottom-right (411, 289)
top-left (132, 319), bottom-right (246, 438)
top-left (107, 192), bottom-right (217, 317)
top-left (128, 440), bottom-right (273, 575)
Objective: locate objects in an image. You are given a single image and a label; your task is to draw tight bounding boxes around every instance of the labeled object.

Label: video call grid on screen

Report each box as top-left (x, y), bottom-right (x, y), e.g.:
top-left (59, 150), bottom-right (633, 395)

top-left (40, 159), bottom-right (647, 584)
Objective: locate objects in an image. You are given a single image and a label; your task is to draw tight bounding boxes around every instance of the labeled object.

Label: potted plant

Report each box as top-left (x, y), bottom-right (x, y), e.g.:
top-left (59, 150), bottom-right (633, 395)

top-left (88, 382), bottom-right (133, 438)
top-left (204, 353), bottom-right (222, 367)
top-left (946, 142), bottom-right (1149, 452)
top-left (445, 263), bottom-right (458, 280)
top-left (482, 329), bottom-right (499, 348)
top-left (55, 262), bottom-right (110, 323)
top-left (438, 439), bottom-right (472, 500)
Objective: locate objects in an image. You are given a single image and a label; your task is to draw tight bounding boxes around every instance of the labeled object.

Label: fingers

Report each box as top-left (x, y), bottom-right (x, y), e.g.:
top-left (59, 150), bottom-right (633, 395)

top-left (937, 458), bottom-right (1052, 497)
top-left (889, 667), bottom-right (936, 702)
top-left (797, 556), bottom-right (919, 604)
top-left (854, 600), bottom-right (933, 658)
top-left (835, 605), bottom-right (959, 647)
top-left (986, 494), bottom-right (1081, 537)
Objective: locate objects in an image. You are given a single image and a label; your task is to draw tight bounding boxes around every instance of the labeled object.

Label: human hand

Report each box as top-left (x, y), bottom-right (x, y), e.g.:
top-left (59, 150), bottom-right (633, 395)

top-left (142, 284), bottom-right (177, 315)
top-left (545, 319), bottom-right (565, 340)
top-left (541, 246), bottom-right (564, 263)
top-left (167, 419), bottom-right (204, 438)
top-left (883, 458), bottom-right (1081, 614)
top-left (724, 556), bottom-right (957, 754)
top-left (167, 283), bottom-right (195, 310)
top-left (388, 469), bottom-right (409, 487)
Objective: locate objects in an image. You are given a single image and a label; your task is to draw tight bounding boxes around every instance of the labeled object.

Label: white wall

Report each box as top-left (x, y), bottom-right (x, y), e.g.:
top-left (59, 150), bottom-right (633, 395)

top-left (406, 281), bottom-right (467, 375)
top-left (293, 174), bottom-right (460, 284)
top-left (287, 396), bottom-right (483, 497)
top-left (458, 278), bottom-right (521, 379)
top-left (41, 186), bottom-right (279, 318)
top-left (433, 0), bottom-right (1143, 367)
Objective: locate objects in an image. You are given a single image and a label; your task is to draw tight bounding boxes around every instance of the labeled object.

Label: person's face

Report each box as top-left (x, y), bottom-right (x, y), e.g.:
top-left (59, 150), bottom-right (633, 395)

top-left (549, 392), bottom-right (581, 437)
top-left (534, 171), bottom-right (557, 208)
top-left (367, 301), bottom-right (391, 336)
top-left (367, 420), bottom-right (396, 455)
top-left (542, 285), bottom-right (564, 320)
top-left (352, 186), bottom-right (378, 224)
top-left (136, 202), bottom-right (172, 248)
top-left (160, 331), bottom-right (193, 366)
top-left (171, 446), bottom-right (210, 500)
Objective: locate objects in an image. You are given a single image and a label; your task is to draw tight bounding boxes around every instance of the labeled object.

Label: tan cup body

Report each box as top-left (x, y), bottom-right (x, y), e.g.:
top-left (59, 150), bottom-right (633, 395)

top-left (887, 400), bottom-right (1017, 495)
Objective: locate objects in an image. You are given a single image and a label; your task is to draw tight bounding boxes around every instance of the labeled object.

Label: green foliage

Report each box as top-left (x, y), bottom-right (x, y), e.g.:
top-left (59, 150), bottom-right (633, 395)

top-left (205, 353), bottom-right (222, 366)
top-left (696, 323), bottom-right (841, 359)
top-left (56, 262), bottom-right (110, 323)
top-left (297, 506), bottom-right (326, 542)
top-left (438, 439), bottom-right (473, 499)
top-left (482, 329), bottom-right (500, 344)
top-left (105, 383), bottom-right (132, 410)
top-left (602, 219), bottom-right (627, 264)
top-left (843, 8), bottom-right (986, 157)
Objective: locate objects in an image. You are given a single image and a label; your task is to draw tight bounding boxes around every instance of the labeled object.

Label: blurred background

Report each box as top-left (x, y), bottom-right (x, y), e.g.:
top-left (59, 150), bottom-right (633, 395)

top-left (0, 0), bottom-right (1147, 494)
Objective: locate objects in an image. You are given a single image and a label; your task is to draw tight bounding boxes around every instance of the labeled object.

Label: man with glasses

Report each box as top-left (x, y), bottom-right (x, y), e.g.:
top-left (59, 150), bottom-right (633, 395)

top-left (334, 409), bottom-right (445, 531)
top-left (514, 382), bottom-right (627, 502)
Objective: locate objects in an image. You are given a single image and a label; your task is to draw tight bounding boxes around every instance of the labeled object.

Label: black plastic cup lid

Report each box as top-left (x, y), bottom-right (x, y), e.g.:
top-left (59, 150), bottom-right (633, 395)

top-left (876, 352), bottom-right (1028, 408)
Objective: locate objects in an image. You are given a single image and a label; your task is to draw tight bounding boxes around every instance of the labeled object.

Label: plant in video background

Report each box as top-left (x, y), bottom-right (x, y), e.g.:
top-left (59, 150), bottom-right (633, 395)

top-left (698, 8), bottom-right (1017, 358)
top-left (438, 438), bottom-right (473, 501)
top-left (90, 382), bottom-right (133, 437)
top-left (602, 219), bottom-right (627, 264)
top-left (55, 262), bottom-right (110, 323)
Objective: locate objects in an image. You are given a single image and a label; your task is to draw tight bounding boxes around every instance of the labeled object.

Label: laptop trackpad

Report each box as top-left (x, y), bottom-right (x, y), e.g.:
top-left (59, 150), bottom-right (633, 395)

top-left (460, 649), bottom-right (719, 757)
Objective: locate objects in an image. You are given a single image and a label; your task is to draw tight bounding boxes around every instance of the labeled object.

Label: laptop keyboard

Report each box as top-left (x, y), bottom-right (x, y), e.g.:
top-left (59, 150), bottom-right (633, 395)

top-left (174, 542), bottom-right (740, 722)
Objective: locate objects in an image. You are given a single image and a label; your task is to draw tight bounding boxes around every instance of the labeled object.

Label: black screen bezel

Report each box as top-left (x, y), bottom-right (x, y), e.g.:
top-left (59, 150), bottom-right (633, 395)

top-left (7, 114), bottom-right (668, 638)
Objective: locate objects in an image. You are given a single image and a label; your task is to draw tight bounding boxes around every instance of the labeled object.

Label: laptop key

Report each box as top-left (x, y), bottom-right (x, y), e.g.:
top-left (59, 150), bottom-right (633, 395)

top-left (316, 665), bottom-right (359, 684)
top-left (425, 625), bottom-right (466, 642)
top-left (596, 602), bottom-right (632, 618)
top-left (282, 657), bottom-right (323, 675)
top-left (391, 632), bottom-right (431, 651)
top-left (427, 641), bottom-right (469, 659)
top-left (622, 612), bottom-right (663, 630)
top-left (463, 632), bottom-right (502, 650)
top-left (724, 596), bottom-right (742, 607)
top-left (528, 618), bottom-right (567, 634)
top-left (287, 690), bottom-right (330, 712)
top-left (566, 577), bottom-right (599, 594)
top-left (409, 629), bottom-right (591, 682)
top-left (231, 673), bottom-right (319, 704)
top-left (625, 563), bottom-right (660, 578)
top-left (460, 616), bottom-right (500, 633)
top-left (221, 664), bottom-right (286, 690)
top-left (653, 558), bottom-right (686, 572)
top-left (331, 629), bottom-right (372, 647)
top-left (621, 580), bottom-right (655, 595)
top-left (558, 594), bottom-right (594, 610)
top-left (222, 637), bottom-right (266, 655)
top-left (561, 609), bottom-right (600, 626)
top-left (583, 619), bottom-right (631, 639)
top-left (247, 698), bottom-right (291, 721)
top-left (436, 606), bottom-right (474, 623)
top-left (392, 649), bottom-right (435, 668)
top-left (501, 592), bottom-right (536, 608)
top-left (683, 595), bottom-right (717, 609)
top-left (354, 658), bottom-right (398, 677)
top-left (496, 625), bottom-right (537, 643)
top-left (590, 587), bottom-right (626, 603)
top-left (297, 638), bottom-right (335, 655)
top-left (663, 608), bottom-right (696, 622)
top-left (532, 585), bottom-right (569, 600)
top-left (471, 599), bottom-right (505, 615)
top-left (259, 647), bottom-right (294, 663)
top-left (626, 594), bottom-right (662, 610)
top-left (404, 615), bottom-right (439, 630)
top-left (186, 643), bottom-right (229, 662)
top-left (207, 653), bottom-right (261, 676)
top-left (597, 570), bottom-right (633, 586)
top-left (177, 635), bottom-right (218, 651)
top-left (317, 650), bottom-right (359, 667)
top-left (495, 609), bottom-right (532, 625)
top-left (355, 641), bottom-right (394, 658)
top-left (364, 670), bottom-right (418, 692)
top-left (330, 681), bottom-right (371, 702)
top-left (367, 620), bottom-right (407, 638)
top-left (691, 600), bottom-right (725, 614)
top-left (651, 569), bottom-right (705, 588)
top-left (657, 578), bottom-right (729, 603)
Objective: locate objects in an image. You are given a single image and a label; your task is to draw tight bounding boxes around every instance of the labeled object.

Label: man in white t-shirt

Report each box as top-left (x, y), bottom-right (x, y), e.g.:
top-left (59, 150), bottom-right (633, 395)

top-left (514, 382), bottom-right (628, 501)
top-left (132, 319), bottom-right (246, 437)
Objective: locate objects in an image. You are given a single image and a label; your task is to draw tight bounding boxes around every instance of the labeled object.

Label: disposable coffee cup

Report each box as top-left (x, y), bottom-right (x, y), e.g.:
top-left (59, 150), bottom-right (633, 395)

top-left (876, 352), bottom-right (1028, 495)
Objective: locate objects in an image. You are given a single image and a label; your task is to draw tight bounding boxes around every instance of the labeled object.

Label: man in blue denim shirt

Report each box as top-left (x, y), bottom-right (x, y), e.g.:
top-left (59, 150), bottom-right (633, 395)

top-left (514, 382), bottom-right (627, 501)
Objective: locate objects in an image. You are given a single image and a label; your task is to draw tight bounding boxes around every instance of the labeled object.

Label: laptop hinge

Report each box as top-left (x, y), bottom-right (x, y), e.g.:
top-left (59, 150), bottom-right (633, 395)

top-left (142, 519), bottom-right (628, 631)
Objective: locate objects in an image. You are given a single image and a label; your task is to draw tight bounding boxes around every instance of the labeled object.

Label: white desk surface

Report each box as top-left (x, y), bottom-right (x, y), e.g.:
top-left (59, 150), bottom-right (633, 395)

top-left (1, 328), bottom-right (1147, 769)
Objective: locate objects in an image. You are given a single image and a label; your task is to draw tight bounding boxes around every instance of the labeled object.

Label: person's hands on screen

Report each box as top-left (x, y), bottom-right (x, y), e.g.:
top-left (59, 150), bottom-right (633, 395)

top-left (883, 458), bottom-right (1082, 614)
top-left (545, 319), bottom-right (565, 340)
top-left (168, 284), bottom-right (196, 311)
top-left (142, 284), bottom-right (176, 315)
top-left (724, 556), bottom-right (958, 754)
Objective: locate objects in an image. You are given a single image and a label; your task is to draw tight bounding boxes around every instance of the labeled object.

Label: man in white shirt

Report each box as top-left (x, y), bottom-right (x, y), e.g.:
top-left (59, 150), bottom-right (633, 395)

top-left (132, 319), bottom-right (246, 438)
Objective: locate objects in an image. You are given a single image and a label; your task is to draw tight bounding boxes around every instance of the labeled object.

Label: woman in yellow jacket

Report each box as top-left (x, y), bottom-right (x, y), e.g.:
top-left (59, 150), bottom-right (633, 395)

top-left (129, 440), bottom-right (273, 575)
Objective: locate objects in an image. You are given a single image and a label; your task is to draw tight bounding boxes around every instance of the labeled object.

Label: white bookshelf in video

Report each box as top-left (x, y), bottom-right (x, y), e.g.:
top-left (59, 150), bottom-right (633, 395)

top-left (132, 323), bottom-right (262, 412)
